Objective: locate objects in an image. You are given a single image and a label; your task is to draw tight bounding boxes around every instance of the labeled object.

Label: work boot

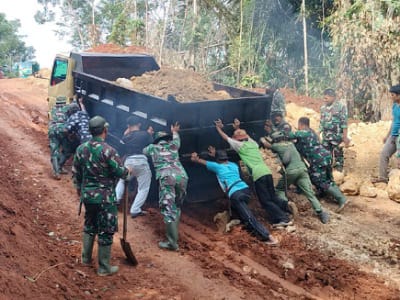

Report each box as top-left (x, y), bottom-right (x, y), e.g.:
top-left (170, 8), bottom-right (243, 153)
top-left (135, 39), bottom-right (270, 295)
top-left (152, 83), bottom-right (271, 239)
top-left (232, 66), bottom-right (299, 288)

top-left (97, 245), bottom-right (119, 276)
top-left (317, 210), bottom-right (330, 224)
top-left (81, 232), bottom-right (95, 266)
top-left (326, 185), bottom-right (349, 213)
top-left (51, 157), bottom-right (61, 179)
top-left (159, 210), bottom-right (180, 251)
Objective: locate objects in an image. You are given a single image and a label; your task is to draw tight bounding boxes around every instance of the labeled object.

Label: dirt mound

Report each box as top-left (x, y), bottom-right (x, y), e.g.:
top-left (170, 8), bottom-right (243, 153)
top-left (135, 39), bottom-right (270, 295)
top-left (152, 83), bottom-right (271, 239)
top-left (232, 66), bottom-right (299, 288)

top-left (85, 43), bottom-right (152, 54)
top-left (128, 68), bottom-right (231, 102)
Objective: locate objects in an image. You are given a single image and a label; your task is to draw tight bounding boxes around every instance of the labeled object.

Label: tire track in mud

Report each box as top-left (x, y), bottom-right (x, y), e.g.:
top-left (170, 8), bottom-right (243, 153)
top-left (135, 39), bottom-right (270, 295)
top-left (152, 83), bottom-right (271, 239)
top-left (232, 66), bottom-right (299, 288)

top-left (180, 223), bottom-right (320, 299)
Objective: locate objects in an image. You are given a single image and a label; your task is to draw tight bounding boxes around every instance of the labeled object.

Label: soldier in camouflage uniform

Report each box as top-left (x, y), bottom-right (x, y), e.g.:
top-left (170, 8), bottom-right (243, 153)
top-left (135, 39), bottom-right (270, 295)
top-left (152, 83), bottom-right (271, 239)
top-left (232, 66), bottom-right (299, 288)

top-left (65, 97), bottom-right (92, 144)
top-left (270, 112), bottom-right (292, 136)
top-left (264, 131), bottom-right (330, 224)
top-left (48, 95), bottom-right (69, 180)
top-left (289, 117), bottom-right (349, 213)
top-left (266, 81), bottom-right (286, 117)
top-left (319, 89), bottom-right (350, 172)
top-left (72, 116), bottom-right (131, 276)
top-left (143, 122), bottom-right (188, 251)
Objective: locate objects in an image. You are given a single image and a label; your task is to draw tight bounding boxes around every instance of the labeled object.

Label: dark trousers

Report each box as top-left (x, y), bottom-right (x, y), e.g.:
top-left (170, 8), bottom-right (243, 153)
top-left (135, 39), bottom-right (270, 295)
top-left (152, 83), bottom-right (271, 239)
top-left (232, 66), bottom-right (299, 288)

top-left (230, 188), bottom-right (270, 241)
top-left (254, 174), bottom-right (289, 224)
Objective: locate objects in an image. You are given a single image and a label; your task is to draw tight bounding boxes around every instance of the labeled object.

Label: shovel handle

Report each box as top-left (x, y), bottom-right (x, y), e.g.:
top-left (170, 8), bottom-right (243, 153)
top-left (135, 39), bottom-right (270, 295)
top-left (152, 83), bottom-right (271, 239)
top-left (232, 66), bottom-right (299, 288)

top-left (122, 181), bottom-right (129, 240)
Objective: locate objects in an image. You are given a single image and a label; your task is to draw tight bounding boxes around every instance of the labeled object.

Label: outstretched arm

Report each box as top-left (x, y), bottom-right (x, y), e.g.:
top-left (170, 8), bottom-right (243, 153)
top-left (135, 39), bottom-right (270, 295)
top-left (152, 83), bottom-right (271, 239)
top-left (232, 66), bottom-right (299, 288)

top-left (214, 119), bottom-right (229, 141)
top-left (191, 152), bottom-right (207, 166)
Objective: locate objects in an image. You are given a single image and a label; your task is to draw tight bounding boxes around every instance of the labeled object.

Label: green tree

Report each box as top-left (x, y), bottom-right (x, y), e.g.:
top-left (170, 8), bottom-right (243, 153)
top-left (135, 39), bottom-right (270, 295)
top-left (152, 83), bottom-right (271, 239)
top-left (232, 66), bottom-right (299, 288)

top-left (0, 13), bottom-right (35, 73)
top-left (35, 0), bottom-right (100, 49)
top-left (328, 0), bottom-right (400, 120)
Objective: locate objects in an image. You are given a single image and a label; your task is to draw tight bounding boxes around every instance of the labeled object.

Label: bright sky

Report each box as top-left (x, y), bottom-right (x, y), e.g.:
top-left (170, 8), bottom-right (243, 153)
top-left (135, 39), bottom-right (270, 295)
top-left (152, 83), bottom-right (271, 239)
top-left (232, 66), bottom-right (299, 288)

top-left (0, 0), bottom-right (71, 68)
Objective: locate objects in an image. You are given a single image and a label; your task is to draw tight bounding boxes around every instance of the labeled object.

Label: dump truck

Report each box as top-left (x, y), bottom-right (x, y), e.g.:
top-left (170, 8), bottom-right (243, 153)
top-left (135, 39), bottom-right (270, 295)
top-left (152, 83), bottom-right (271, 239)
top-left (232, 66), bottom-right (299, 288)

top-left (48, 52), bottom-right (272, 202)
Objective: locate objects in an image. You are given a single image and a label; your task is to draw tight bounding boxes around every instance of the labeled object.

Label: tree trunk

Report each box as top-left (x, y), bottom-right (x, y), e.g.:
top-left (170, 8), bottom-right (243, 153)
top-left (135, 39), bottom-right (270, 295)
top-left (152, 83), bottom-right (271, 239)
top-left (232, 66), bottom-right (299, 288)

top-left (301, 0), bottom-right (309, 96)
top-left (236, 0), bottom-right (243, 85)
top-left (159, 1), bottom-right (171, 66)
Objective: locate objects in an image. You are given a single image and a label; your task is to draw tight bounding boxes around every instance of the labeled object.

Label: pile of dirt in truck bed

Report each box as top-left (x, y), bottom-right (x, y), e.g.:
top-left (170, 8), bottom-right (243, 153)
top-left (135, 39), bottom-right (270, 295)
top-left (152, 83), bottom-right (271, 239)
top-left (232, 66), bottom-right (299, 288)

top-left (85, 43), bottom-right (152, 54)
top-left (128, 68), bottom-right (232, 102)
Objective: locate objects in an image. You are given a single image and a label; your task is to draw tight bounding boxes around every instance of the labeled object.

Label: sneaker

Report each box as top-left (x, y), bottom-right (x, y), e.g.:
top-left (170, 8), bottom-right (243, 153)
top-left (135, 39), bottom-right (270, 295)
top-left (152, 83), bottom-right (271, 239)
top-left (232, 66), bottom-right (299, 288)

top-left (130, 211), bottom-right (148, 218)
top-left (317, 210), bottom-right (330, 224)
top-left (59, 168), bottom-right (68, 174)
top-left (264, 235), bottom-right (279, 246)
top-left (272, 220), bottom-right (294, 228)
top-left (53, 173), bottom-right (61, 180)
top-left (371, 177), bottom-right (388, 184)
top-left (336, 199), bottom-right (351, 213)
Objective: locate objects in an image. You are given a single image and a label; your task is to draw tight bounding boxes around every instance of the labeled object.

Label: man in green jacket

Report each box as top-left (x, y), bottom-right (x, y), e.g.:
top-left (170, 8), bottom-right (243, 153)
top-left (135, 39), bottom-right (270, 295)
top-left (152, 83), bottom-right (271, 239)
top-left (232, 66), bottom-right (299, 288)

top-left (265, 131), bottom-right (330, 224)
top-left (73, 116), bottom-right (132, 276)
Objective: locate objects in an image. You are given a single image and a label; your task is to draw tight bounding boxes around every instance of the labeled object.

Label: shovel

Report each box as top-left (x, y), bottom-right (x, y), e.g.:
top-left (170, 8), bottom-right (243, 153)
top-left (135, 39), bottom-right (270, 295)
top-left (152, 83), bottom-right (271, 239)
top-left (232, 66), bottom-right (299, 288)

top-left (120, 182), bottom-right (138, 266)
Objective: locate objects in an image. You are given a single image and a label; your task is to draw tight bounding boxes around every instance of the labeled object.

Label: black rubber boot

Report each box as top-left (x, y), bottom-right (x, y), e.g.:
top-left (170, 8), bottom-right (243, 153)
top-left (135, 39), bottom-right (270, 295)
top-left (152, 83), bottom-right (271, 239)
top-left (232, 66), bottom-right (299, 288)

top-left (81, 232), bottom-right (95, 265)
top-left (97, 245), bottom-right (119, 276)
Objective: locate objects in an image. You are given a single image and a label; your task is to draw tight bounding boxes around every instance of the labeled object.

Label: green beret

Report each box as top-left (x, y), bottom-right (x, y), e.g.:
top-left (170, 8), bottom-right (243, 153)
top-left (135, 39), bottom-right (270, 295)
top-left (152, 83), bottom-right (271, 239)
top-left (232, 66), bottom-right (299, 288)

top-left (89, 116), bottom-right (109, 130)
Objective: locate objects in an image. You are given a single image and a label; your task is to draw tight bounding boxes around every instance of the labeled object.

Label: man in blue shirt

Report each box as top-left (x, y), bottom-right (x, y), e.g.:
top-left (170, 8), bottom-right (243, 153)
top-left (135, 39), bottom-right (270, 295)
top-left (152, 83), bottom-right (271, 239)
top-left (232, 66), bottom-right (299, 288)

top-left (372, 84), bottom-right (400, 183)
top-left (191, 148), bottom-right (278, 245)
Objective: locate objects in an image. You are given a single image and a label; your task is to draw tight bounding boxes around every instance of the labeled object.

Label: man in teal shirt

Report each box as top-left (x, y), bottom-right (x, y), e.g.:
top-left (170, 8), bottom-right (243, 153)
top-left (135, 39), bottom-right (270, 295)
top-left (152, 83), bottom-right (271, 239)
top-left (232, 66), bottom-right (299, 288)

top-left (191, 148), bottom-right (278, 245)
top-left (373, 84), bottom-right (400, 183)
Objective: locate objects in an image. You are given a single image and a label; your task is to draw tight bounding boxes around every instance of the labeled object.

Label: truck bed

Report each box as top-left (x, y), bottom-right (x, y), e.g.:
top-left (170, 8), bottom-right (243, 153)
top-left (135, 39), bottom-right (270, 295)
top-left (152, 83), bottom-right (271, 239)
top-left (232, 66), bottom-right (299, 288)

top-left (70, 52), bottom-right (272, 202)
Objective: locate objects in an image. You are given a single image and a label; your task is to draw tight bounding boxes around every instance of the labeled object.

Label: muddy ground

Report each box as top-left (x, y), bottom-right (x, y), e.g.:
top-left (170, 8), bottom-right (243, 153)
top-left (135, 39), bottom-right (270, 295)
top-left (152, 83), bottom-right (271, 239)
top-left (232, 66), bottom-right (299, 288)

top-left (1, 77), bottom-right (400, 299)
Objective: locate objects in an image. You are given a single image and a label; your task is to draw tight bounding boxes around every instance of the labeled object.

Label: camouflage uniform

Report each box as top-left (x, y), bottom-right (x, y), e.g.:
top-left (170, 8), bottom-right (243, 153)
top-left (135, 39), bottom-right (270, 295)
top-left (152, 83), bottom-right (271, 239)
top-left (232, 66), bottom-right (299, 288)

top-left (66, 110), bottom-right (92, 143)
top-left (319, 101), bottom-right (348, 171)
top-left (48, 102), bottom-right (69, 175)
top-left (143, 132), bottom-right (188, 223)
top-left (271, 89), bottom-right (286, 117)
top-left (271, 140), bottom-right (323, 214)
top-left (72, 136), bottom-right (129, 245)
top-left (289, 129), bottom-right (333, 193)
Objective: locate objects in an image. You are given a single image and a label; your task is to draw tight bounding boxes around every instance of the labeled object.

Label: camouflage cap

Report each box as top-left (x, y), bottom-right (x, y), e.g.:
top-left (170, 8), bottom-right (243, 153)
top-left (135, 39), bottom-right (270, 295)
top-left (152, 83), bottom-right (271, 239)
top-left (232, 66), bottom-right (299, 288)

top-left (153, 131), bottom-right (172, 144)
top-left (89, 116), bottom-right (109, 130)
top-left (56, 95), bottom-right (67, 104)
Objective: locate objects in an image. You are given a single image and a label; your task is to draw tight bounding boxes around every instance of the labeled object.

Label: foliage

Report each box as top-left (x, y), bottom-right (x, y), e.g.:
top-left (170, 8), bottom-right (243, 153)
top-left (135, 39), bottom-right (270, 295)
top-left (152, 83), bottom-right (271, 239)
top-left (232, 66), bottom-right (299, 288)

top-left (0, 13), bottom-right (35, 74)
top-left (327, 0), bottom-right (400, 120)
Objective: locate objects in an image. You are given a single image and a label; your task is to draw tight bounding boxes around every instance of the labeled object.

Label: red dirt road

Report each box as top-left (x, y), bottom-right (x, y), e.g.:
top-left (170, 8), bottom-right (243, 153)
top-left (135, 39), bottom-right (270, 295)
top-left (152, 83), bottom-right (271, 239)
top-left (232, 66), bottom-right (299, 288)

top-left (0, 78), bottom-right (399, 299)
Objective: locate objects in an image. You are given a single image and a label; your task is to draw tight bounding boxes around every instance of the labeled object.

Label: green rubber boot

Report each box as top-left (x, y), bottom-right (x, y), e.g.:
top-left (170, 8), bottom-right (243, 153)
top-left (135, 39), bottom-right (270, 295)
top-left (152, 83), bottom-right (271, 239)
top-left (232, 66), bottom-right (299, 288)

top-left (326, 185), bottom-right (349, 213)
top-left (159, 210), bottom-right (180, 251)
top-left (97, 245), bottom-right (119, 276)
top-left (81, 232), bottom-right (95, 265)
